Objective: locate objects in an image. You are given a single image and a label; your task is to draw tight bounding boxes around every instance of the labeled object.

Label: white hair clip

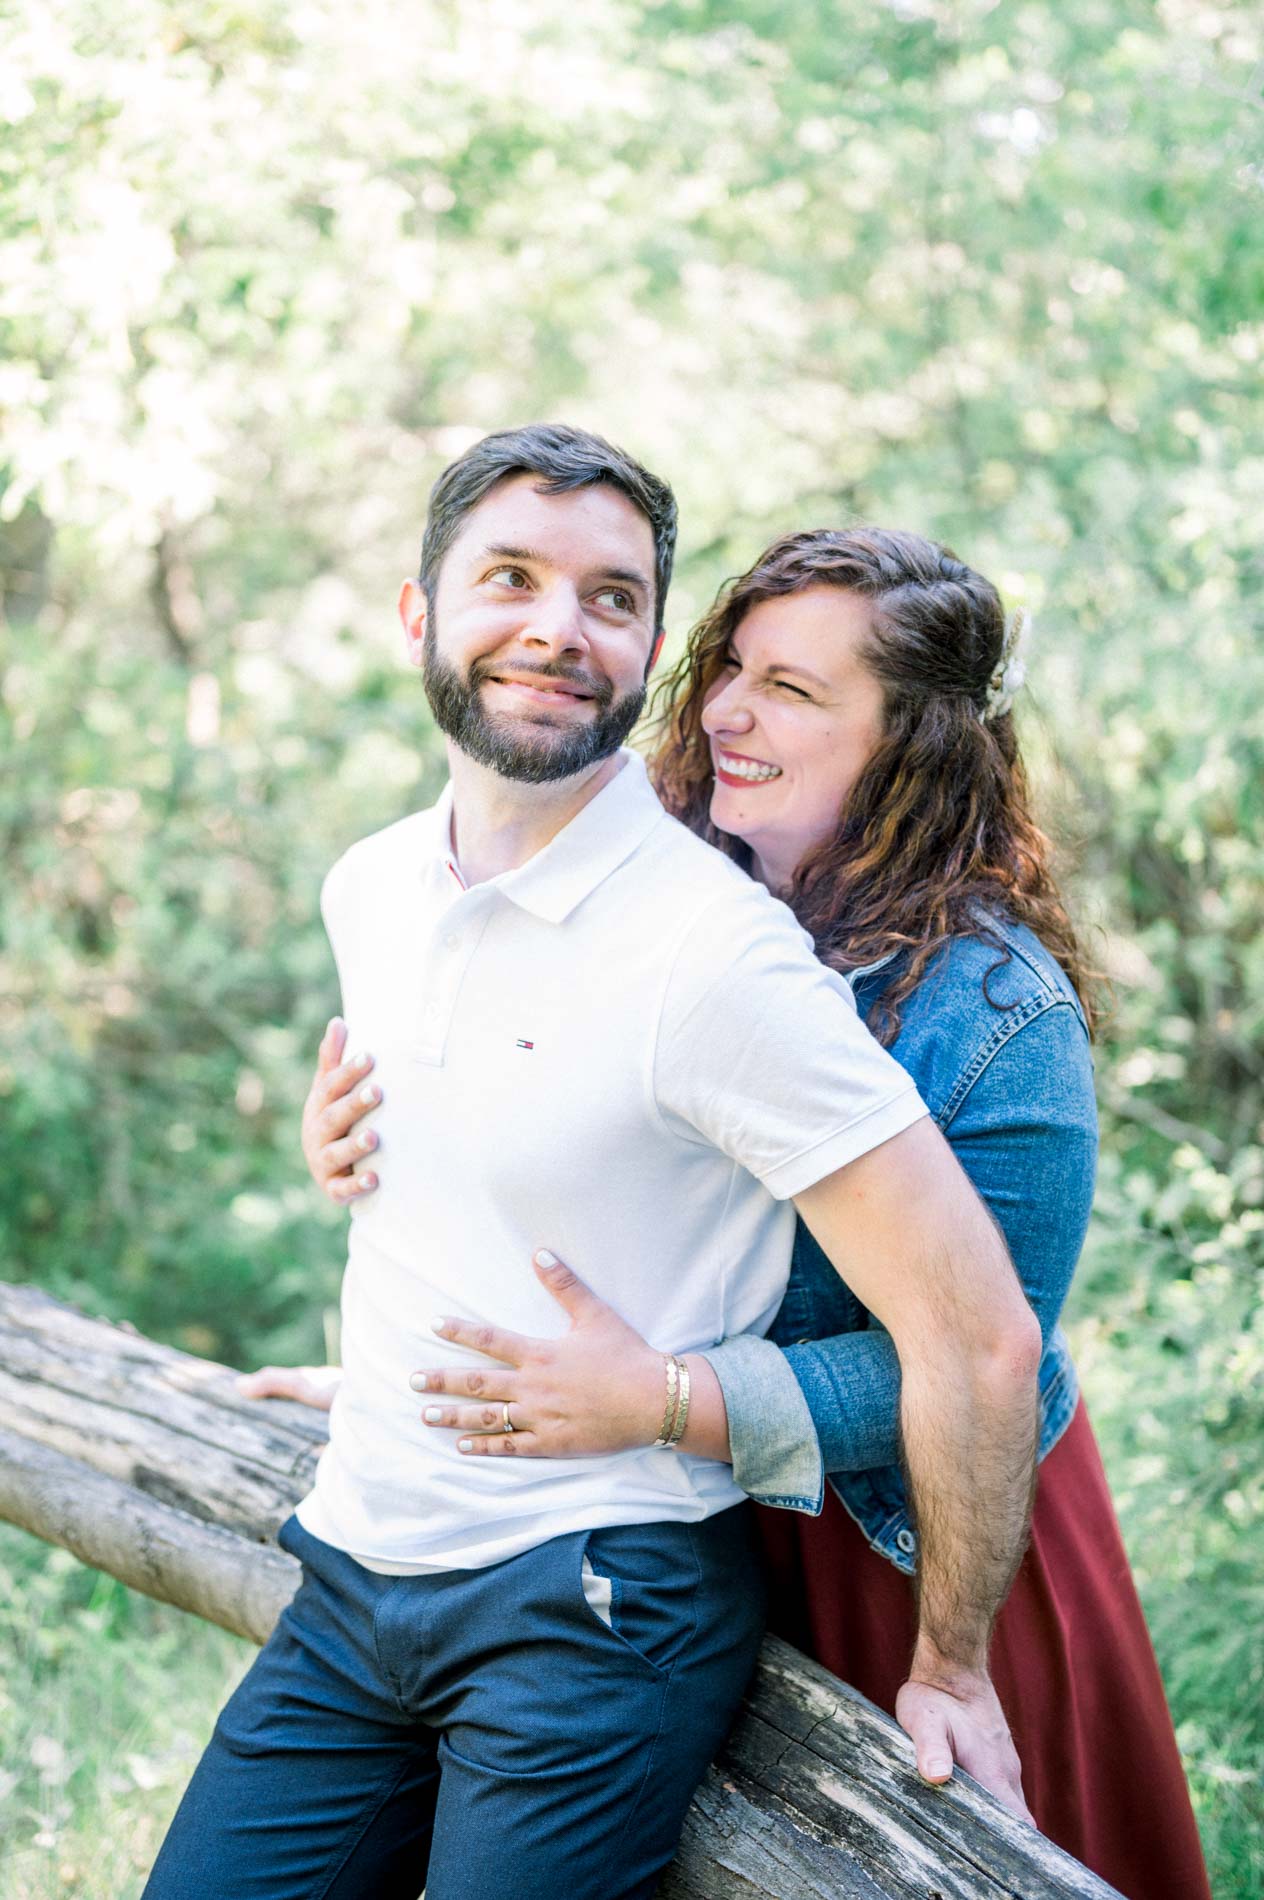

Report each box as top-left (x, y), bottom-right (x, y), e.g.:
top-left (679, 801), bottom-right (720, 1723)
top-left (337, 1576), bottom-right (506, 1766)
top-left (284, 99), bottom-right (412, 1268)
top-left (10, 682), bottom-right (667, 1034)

top-left (983, 607), bottom-right (1029, 721)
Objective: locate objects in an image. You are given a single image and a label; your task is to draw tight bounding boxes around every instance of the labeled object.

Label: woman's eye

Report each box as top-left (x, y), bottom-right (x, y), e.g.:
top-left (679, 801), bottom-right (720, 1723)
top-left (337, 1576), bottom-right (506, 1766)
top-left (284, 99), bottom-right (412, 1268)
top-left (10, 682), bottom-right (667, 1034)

top-left (775, 679), bottom-right (811, 699)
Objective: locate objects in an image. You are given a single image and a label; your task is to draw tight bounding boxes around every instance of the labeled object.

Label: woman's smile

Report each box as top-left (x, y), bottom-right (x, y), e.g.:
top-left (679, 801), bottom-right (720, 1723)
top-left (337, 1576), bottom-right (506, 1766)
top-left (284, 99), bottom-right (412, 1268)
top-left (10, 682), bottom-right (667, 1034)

top-left (712, 748), bottom-right (783, 785)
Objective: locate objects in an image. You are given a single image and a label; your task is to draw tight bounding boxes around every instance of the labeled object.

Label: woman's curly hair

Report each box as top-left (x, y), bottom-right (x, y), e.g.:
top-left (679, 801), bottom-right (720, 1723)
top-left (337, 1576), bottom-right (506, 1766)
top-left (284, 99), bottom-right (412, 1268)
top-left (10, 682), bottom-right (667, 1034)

top-left (648, 526), bottom-right (1097, 1045)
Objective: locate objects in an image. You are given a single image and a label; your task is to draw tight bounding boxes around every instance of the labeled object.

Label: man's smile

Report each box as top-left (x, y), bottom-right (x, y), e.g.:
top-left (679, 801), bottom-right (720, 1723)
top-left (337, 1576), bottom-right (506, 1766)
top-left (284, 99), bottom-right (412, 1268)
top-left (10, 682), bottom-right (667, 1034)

top-left (482, 669), bottom-right (599, 709)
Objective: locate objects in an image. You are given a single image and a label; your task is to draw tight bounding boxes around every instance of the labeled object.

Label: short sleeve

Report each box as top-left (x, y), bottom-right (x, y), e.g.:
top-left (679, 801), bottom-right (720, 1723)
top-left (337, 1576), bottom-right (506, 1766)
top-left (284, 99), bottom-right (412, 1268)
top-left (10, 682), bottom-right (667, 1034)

top-left (320, 849), bottom-right (354, 936)
top-left (320, 842), bottom-right (372, 988)
top-left (653, 886), bottom-right (927, 1198)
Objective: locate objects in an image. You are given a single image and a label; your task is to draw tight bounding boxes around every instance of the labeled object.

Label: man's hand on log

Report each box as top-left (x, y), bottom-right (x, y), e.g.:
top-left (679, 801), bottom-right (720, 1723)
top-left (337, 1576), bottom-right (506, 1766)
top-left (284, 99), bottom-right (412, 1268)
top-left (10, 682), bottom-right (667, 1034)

top-left (895, 1667), bottom-right (1031, 1822)
top-left (301, 1016), bottom-right (382, 1203)
top-left (237, 1365), bottom-right (343, 1411)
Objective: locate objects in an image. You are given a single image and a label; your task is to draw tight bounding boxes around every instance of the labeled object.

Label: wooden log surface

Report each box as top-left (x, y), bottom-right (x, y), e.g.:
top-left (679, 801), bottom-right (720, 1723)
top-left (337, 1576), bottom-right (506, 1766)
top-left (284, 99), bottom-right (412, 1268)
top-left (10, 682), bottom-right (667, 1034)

top-left (0, 1282), bottom-right (1121, 1899)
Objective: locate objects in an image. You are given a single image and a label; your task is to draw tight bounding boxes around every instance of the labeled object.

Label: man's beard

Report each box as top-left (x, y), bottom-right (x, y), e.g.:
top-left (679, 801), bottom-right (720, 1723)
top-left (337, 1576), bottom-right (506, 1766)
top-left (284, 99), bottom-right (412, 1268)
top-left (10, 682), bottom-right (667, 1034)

top-left (421, 621), bottom-right (647, 784)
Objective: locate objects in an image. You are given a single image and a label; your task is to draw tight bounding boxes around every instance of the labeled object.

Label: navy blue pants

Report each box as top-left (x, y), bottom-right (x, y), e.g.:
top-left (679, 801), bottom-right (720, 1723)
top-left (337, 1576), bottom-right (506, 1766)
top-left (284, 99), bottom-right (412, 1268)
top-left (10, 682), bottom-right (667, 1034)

top-left (142, 1506), bottom-right (764, 1900)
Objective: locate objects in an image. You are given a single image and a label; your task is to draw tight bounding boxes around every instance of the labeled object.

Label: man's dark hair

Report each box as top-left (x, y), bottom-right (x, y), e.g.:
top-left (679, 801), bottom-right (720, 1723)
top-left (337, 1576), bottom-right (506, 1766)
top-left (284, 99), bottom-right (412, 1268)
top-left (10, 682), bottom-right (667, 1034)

top-left (419, 423), bottom-right (677, 627)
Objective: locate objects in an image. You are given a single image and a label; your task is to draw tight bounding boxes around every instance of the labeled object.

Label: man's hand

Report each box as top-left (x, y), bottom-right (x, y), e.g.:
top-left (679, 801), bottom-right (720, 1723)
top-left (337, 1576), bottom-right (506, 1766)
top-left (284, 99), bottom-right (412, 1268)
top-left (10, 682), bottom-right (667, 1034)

top-left (896, 1665), bottom-right (1031, 1821)
top-left (236, 1364), bottom-right (343, 1411)
top-left (301, 1016), bottom-right (381, 1203)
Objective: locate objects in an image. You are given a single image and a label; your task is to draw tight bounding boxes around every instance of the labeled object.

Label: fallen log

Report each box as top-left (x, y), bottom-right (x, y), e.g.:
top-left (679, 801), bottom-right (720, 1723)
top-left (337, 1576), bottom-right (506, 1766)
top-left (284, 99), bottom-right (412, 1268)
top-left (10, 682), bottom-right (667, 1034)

top-left (0, 1282), bottom-right (1120, 1899)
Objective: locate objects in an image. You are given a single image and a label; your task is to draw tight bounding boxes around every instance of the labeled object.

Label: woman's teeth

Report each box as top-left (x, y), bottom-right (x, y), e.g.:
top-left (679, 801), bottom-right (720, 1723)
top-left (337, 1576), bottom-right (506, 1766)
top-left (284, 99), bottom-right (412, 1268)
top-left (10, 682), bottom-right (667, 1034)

top-left (719, 754), bottom-right (782, 782)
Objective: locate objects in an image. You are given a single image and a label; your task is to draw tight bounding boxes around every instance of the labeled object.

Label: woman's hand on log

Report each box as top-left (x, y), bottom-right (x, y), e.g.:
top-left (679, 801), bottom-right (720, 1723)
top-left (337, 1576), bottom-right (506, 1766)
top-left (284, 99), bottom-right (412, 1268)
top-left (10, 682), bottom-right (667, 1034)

top-left (236, 1364), bottom-right (344, 1411)
top-left (895, 1666), bottom-right (1032, 1822)
top-left (412, 1250), bottom-right (668, 1458)
top-left (302, 1016), bottom-right (381, 1203)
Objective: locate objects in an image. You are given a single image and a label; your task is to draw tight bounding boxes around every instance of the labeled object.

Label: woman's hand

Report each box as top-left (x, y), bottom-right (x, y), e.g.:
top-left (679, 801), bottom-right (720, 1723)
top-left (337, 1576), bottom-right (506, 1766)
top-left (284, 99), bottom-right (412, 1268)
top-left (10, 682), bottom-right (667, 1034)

top-left (414, 1251), bottom-right (670, 1458)
top-left (302, 1016), bottom-right (381, 1203)
top-left (236, 1364), bottom-right (344, 1411)
top-left (415, 1250), bottom-right (733, 1461)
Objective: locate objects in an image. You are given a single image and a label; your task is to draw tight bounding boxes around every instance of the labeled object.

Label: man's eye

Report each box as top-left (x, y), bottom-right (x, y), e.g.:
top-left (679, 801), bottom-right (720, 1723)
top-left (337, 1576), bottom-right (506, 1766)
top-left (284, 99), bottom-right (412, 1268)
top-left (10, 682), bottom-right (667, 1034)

top-left (487, 567), bottom-right (529, 589)
top-left (594, 587), bottom-right (635, 613)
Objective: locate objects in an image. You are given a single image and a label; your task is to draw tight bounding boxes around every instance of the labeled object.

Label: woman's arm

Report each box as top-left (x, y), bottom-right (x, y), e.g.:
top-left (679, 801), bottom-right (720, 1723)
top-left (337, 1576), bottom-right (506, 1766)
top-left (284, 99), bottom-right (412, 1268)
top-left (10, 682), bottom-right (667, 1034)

top-left (709, 998), bottom-right (1098, 1496)
top-left (413, 1001), bottom-right (1093, 1466)
top-left (254, 1000), bottom-right (1095, 1497)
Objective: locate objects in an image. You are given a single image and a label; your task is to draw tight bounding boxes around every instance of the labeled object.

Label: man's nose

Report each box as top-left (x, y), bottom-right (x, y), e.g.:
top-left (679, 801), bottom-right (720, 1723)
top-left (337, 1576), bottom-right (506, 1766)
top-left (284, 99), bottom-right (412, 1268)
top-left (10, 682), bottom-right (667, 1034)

top-left (521, 583), bottom-right (590, 656)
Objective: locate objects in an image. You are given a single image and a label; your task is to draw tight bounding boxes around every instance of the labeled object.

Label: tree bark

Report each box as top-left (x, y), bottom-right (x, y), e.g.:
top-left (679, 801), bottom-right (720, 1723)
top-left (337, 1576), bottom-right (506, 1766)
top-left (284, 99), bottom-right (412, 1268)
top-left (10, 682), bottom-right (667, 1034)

top-left (0, 1283), bottom-right (1119, 1899)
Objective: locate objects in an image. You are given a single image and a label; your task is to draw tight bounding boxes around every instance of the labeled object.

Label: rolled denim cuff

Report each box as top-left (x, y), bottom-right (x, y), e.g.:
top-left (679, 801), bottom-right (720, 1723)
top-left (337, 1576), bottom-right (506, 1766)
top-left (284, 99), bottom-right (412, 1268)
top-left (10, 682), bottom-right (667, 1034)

top-left (700, 1334), bottom-right (825, 1514)
top-left (783, 1330), bottom-right (903, 1472)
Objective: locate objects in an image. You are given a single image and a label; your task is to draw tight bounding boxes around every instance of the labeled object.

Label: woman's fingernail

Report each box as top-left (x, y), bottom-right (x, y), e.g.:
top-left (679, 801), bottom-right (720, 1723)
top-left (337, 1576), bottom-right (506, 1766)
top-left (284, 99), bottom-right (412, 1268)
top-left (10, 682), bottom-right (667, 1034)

top-left (423, 1406), bottom-right (443, 1423)
top-left (358, 1083), bottom-right (379, 1105)
top-left (351, 1051), bottom-right (370, 1068)
top-left (534, 1249), bottom-right (558, 1268)
top-left (409, 1373), bottom-right (428, 1392)
top-left (356, 1172), bottom-right (376, 1190)
top-left (457, 1438), bottom-right (473, 1452)
top-left (357, 1131), bottom-right (376, 1152)
top-left (431, 1317), bottom-right (449, 1334)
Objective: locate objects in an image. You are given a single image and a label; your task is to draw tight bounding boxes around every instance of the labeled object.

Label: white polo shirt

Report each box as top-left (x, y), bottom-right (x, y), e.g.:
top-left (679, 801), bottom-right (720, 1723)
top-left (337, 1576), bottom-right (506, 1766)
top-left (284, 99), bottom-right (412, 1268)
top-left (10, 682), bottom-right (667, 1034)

top-left (296, 751), bottom-right (926, 1571)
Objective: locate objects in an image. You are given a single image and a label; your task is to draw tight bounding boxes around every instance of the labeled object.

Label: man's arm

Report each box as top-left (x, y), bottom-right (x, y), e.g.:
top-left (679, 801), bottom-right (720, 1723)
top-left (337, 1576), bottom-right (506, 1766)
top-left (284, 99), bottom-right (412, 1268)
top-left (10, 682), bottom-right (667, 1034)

top-left (794, 1115), bottom-right (1041, 1816)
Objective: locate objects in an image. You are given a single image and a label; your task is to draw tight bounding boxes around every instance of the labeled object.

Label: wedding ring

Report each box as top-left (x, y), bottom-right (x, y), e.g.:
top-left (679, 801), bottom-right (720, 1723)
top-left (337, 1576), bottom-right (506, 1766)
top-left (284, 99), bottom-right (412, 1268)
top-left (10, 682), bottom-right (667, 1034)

top-left (502, 1402), bottom-right (515, 1433)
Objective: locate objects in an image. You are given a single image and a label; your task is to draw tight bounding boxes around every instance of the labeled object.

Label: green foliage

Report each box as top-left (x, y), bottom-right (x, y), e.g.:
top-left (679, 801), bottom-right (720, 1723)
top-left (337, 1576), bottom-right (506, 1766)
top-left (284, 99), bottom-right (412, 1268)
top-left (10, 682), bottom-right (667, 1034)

top-left (0, 1523), bottom-right (249, 1900)
top-left (1, 0), bottom-right (1261, 1888)
top-left (1070, 1145), bottom-right (1264, 1894)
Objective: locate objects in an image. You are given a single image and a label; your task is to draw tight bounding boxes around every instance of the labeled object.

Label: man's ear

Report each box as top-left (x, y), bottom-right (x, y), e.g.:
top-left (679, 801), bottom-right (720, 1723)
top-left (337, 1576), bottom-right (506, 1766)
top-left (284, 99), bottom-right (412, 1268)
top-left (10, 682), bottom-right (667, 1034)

top-left (399, 578), bottom-right (428, 669)
top-left (647, 627), bottom-right (666, 676)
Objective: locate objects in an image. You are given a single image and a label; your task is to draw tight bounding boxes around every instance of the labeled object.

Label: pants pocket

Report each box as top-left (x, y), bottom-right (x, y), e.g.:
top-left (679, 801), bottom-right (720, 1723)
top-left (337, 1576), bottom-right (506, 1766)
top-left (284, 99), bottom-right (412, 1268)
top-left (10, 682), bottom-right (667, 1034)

top-left (580, 1554), bottom-right (614, 1627)
top-left (579, 1524), bottom-right (702, 1679)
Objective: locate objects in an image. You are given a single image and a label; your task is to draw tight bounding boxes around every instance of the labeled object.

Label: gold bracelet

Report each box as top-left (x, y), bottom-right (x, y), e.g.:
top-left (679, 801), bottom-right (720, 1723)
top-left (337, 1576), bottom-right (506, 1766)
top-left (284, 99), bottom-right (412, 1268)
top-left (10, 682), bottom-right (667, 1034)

top-left (665, 1355), bottom-right (691, 1449)
top-left (653, 1354), bottom-right (680, 1447)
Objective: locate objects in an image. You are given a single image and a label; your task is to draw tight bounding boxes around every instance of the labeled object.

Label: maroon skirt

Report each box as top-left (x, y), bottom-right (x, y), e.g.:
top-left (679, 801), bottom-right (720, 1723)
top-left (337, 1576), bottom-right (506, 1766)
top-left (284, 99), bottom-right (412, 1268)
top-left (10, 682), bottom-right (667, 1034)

top-left (756, 1401), bottom-right (1210, 1900)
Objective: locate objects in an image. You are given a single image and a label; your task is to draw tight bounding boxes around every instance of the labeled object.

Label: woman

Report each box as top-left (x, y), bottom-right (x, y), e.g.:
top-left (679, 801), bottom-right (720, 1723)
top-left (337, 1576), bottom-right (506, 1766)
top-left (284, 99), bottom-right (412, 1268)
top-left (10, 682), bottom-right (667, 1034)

top-left (246, 528), bottom-right (1210, 1900)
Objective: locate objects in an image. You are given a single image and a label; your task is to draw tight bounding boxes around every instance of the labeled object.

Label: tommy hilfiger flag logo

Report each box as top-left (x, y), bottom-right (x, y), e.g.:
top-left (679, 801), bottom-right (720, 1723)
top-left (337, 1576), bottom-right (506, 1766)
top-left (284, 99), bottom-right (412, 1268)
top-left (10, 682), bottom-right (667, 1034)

top-left (516, 1039), bottom-right (535, 1050)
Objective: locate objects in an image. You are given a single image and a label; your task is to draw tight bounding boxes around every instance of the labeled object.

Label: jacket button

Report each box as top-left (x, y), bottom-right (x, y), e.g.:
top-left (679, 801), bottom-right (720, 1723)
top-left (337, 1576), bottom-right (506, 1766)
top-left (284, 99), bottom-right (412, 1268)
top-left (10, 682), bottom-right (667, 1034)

top-left (896, 1528), bottom-right (917, 1555)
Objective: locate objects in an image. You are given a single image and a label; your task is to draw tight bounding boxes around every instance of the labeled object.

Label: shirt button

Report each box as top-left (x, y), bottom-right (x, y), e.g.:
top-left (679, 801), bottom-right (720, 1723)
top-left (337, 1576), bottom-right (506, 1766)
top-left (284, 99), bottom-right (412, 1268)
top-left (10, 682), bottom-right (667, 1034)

top-left (896, 1528), bottom-right (917, 1555)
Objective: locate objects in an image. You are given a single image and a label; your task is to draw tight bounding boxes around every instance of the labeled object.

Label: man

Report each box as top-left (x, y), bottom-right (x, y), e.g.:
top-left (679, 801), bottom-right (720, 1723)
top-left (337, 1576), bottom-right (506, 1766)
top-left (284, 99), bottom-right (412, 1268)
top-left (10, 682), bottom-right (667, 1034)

top-left (145, 425), bottom-right (1040, 1900)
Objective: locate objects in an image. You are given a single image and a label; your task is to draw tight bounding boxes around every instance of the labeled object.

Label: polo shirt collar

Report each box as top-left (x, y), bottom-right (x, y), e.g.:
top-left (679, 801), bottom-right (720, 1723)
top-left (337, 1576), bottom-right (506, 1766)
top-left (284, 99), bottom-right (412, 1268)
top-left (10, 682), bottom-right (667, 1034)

top-left (436, 751), bottom-right (666, 925)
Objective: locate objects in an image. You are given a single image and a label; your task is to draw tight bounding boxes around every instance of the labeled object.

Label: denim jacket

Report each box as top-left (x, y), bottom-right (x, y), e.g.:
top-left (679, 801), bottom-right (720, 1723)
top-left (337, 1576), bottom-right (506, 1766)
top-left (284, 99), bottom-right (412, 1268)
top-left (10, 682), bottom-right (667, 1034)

top-left (701, 913), bottom-right (1098, 1576)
